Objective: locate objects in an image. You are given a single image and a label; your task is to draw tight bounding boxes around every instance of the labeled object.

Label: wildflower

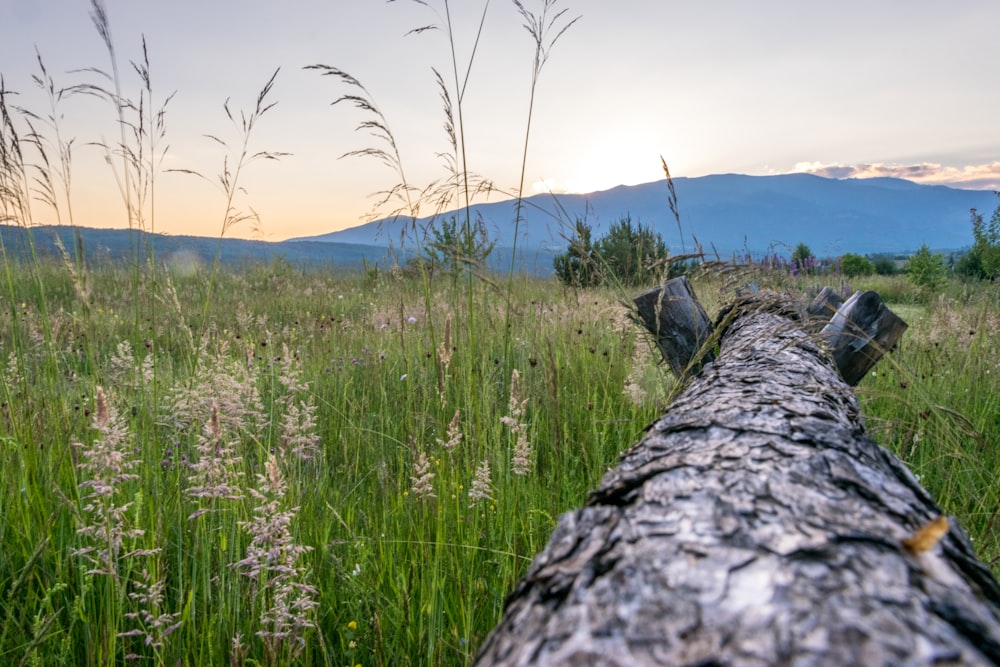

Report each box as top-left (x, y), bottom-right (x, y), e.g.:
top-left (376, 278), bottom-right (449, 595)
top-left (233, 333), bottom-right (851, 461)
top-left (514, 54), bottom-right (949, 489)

top-left (407, 316), bottom-right (417, 324)
top-left (410, 451), bottom-right (436, 499)
top-left (347, 621), bottom-right (358, 631)
top-left (400, 374), bottom-right (408, 382)
top-left (468, 459), bottom-right (493, 507)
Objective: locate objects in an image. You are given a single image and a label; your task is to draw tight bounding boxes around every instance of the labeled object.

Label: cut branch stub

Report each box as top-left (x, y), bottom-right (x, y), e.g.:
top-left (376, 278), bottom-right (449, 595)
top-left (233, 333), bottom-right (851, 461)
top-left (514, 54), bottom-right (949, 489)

top-left (806, 286), bottom-right (845, 326)
top-left (632, 276), bottom-right (714, 378)
top-left (821, 290), bottom-right (908, 385)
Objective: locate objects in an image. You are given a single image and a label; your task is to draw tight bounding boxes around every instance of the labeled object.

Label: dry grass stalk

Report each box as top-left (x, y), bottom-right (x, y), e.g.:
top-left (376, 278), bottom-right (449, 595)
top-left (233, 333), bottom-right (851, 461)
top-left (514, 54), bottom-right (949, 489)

top-left (186, 400), bottom-right (245, 508)
top-left (233, 455), bottom-right (317, 660)
top-left (437, 409), bottom-right (463, 451)
top-left (468, 458), bottom-right (493, 507)
top-left (72, 386), bottom-right (144, 579)
top-left (501, 369), bottom-right (532, 476)
top-left (118, 567), bottom-right (182, 651)
top-left (410, 450), bottom-right (437, 500)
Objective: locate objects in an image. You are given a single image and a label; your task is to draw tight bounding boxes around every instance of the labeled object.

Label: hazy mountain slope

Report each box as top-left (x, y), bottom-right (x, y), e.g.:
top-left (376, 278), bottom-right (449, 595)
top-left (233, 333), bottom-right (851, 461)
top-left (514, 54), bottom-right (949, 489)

top-left (295, 173), bottom-right (996, 257)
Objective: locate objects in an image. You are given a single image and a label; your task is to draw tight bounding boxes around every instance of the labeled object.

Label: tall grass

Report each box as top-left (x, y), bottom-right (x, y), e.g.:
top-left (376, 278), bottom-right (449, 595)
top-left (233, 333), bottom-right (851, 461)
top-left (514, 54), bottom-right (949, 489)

top-left (1, 2), bottom-right (998, 665)
top-left (0, 259), bottom-right (660, 664)
top-left (0, 254), bottom-right (998, 665)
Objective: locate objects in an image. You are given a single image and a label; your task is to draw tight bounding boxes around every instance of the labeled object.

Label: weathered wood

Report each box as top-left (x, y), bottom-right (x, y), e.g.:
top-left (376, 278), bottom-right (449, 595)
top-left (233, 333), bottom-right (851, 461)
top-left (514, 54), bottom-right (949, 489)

top-left (632, 276), bottom-right (715, 378)
top-left (821, 290), bottom-right (908, 385)
top-left (475, 291), bottom-right (1000, 667)
top-left (806, 286), bottom-right (844, 321)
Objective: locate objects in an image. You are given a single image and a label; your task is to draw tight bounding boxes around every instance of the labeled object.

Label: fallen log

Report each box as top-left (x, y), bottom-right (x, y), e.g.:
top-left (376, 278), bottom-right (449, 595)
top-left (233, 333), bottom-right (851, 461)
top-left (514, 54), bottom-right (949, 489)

top-left (475, 285), bottom-right (1000, 666)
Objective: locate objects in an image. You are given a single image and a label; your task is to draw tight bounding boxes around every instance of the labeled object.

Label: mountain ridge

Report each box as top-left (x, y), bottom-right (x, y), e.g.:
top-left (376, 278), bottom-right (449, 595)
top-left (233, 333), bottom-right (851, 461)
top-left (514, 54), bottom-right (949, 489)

top-left (3, 173), bottom-right (994, 274)
top-left (292, 172), bottom-right (997, 258)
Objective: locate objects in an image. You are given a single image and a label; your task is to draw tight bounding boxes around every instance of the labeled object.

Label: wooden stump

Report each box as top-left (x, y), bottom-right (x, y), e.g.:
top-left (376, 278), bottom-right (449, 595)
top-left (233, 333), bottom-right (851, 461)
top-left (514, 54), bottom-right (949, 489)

top-left (474, 289), bottom-right (1000, 666)
top-left (820, 290), bottom-right (909, 385)
top-left (632, 276), bottom-right (715, 378)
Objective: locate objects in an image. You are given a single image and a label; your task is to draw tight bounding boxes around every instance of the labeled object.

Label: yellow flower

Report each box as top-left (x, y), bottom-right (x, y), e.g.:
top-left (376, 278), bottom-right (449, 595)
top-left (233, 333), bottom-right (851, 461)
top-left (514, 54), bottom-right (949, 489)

top-left (347, 620), bottom-right (358, 631)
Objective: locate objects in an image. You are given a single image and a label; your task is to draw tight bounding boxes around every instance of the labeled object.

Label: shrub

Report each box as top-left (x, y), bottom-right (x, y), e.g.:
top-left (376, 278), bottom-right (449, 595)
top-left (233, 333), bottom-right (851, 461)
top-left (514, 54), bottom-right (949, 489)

top-left (955, 249), bottom-right (986, 280)
top-left (791, 243), bottom-right (815, 274)
top-left (421, 214), bottom-right (496, 282)
top-left (872, 256), bottom-right (898, 276)
top-left (969, 198), bottom-right (1000, 280)
top-left (595, 215), bottom-right (668, 287)
top-left (839, 253), bottom-right (875, 277)
top-left (554, 215), bottom-right (673, 288)
top-left (906, 244), bottom-right (946, 292)
top-left (553, 219), bottom-right (601, 287)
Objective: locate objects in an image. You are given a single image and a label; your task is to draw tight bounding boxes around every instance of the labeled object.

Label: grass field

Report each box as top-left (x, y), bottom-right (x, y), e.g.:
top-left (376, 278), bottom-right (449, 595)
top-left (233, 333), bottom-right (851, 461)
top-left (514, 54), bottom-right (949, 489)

top-left (2, 3), bottom-right (998, 662)
top-left (0, 256), bottom-right (997, 666)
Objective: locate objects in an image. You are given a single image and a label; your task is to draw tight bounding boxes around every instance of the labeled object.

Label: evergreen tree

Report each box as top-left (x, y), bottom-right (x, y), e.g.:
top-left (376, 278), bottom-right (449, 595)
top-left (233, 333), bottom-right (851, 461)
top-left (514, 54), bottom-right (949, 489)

top-left (553, 219), bottom-right (600, 287)
top-left (907, 244), bottom-right (946, 292)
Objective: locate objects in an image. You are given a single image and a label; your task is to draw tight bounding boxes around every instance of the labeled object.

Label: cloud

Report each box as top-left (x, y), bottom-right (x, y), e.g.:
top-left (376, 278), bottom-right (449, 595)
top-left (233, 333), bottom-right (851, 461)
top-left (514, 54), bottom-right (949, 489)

top-left (791, 161), bottom-right (1000, 190)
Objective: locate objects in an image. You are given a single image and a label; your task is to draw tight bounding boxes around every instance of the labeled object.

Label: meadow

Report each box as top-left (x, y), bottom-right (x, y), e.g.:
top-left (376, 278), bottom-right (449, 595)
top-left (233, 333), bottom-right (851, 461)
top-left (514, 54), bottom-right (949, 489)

top-left (0, 254), bottom-right (997, 666)
top-left (2, 2), bottom-right (999, 663)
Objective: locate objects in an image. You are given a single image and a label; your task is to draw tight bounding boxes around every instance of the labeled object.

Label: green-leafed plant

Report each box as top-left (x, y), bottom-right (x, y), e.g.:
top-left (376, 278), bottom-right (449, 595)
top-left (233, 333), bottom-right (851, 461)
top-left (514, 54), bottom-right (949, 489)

top-left (970, 196), bottom-right (1000, 280)
top-left (553, 218), bottom-right (601, 288)
top-left (791, 242), bottom-right (815, 273)
top-left (553, 214), bottom-right (676, 288)
top-left (839, 252), bottom-right (875, 277)
top-left (907, 243), bottom-right (947, 293)
top-left (421, 213), bottom-right (496, 283)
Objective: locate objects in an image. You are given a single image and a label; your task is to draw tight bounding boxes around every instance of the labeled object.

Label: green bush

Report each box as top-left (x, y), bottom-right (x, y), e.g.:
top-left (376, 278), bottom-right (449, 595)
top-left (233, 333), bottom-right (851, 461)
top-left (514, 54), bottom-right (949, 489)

top-left (970, 197), bottom-right (1000, 280)
top-left (839, 253), bottom-right (875, 277)
top-left (553, 215), bottom-right (672, 288)
top-left (955, 248), bottom-right (986, 280)
top-left (791, 242), bottom-right (815, 273)
top-left (872, 256), bottom-right (898, 276)
top-left (907, 244), bottom-right (946, 292)
top-left (553, 219), bottom-right (600, 287)
top-left (596, 215), bottom-right (668, 286)
top-left (421, 214), bottom-right (496, 282)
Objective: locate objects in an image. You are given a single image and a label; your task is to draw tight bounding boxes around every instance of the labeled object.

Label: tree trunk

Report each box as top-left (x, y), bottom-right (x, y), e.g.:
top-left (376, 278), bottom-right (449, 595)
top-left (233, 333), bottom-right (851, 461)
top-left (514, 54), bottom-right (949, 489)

top-left (475, 290), bottom-right (1000, 666)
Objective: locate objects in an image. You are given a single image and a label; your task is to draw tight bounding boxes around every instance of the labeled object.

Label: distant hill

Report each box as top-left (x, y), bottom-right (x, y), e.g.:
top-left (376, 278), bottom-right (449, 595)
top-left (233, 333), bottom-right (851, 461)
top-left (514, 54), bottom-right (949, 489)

top-left (292, 173), bottom-right (998, 259)
top-left (4, 174), bottom-right (994, 275)
top-left (0, 225), bottom-right (393, 271)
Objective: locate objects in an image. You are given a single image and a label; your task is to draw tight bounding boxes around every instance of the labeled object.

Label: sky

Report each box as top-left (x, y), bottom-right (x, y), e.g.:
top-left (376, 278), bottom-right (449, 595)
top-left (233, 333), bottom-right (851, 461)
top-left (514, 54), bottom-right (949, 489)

top-left (2, 0), bottom-right (999, 241)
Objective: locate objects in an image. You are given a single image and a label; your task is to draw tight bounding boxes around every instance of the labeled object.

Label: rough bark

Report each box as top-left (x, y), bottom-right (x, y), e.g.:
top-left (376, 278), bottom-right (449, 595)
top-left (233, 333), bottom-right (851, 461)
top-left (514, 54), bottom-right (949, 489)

top-left (475, 292), bottom-right (1000, 667)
